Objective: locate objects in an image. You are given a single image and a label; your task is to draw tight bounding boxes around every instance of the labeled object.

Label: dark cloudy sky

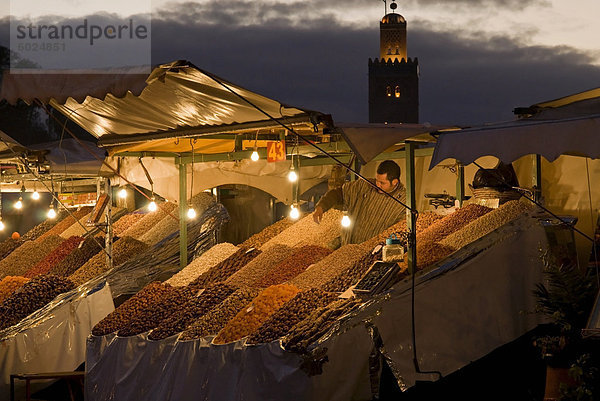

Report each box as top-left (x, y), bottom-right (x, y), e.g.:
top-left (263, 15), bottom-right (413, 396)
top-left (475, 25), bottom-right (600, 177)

top-left (2, 0), bottom-right (600, 126)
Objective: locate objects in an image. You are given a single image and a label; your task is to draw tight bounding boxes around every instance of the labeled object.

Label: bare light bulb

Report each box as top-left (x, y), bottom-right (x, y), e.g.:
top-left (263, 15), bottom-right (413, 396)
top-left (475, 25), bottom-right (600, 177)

top-left (118, 188), bottom-right (127, 199)
top-left (250, 150), bottom-right (259, 162)
top-left (288, 169), bottom-right (298, 182)
top-left (289, 205), bottom-right (300, 220)
top-left (148, 199), bottom-right (157, 212)
top-left (0, 220), bottom-right (4, 231)
top-left (47, 206), bottom-right (57, 219)
top-left (32, 191), bottom-right (40, 200)
top-left (14, 197), bottom-right (23, 210)
top-left (341, 215), bottom-right (351, 228)
top-left (187, 207), bottom-right (197, 219)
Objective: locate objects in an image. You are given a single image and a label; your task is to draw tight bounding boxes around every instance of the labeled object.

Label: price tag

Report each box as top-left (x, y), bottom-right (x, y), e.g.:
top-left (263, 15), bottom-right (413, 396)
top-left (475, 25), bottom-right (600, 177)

top-left (266, 141), bottom-right (286, 162)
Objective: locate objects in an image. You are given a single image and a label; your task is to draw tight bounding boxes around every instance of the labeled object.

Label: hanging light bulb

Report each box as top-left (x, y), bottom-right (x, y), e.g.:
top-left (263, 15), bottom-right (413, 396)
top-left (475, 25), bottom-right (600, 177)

top-left (32, 190), bottom-right (40, 200)
top-left (118, 187), bottom-right (128, 199)
top-left (187, 206), bottom-right (197, 219)
top-left (47, 204), bottom-right (57, 219)
top-left (14, 196), bottom-right (23, 210)
top-left (289, 204), bottom-right (300, 220)
top-left (288, 166), bottom-right (298, 182)
top-left (250, 149), bottom-right (259, 162)
top-left (341, 213), bottom-right (351, 228)
top-left (0, 218), bottom-right (4, 231)
top-left (148, 197), bottom-right (157, 212)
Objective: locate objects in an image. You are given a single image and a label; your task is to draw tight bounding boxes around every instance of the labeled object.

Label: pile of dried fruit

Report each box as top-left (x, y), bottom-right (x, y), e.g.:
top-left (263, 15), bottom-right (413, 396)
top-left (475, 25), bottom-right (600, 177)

top-left (260, 210), bottom-right (343, 251)
top-left (417, 204), bottom-right (492, 245)
top-left (166, 243), bottom-right (239, 287)
top-left (0, 276), bottom-right (29, 303)
top-left (138, 213), bottom-right (179, 245)
top-left (439, 200), bottom-right (532, 250)
top-left (48, 236), bottom-right (105, 277)
top-left (180, 287), bottom-right (259, 340)
top-left (24, 236), bottom-right (84, 278)
top-left (59, 212), bottom-right (92, 238)
top-left (0, 275), bottom-right (75, 330)
top-left (0, 238), bottom-right (23, 260)
top-left (187, 248), bottom-right (261, 290)
top-left (93, 282), bottom-right (179, 336)
top-left (37, 207), bottom-right (92, 241)
top-left (21, 210), bottom-right (68, 242)
top-left (225, 244), bottom-right (294, 287)
top-left (322, 247), bottom-right (382, 292)
top-left (148, 283), bottom-right (237, 340)
top-left (254, 245), bottom-right (333, 288)
top-left (213, 284), bottom-right (300, 344)
top-left (0, 235), bottom-right (65, 279)
top-left (246, 289), bottom-right (338, 344)
top-left (283, 298), bottom-right (363, 353)
top-left (239, 218), bottom-right (294, 249)
top-left (68, 236), bottom-right (149, 285)
top-left (112, 213), bottom-right (146, 236)
top-left (120, 203), bottom-right (177, 240)
top-left (289, 243), bottom-right (372, 290)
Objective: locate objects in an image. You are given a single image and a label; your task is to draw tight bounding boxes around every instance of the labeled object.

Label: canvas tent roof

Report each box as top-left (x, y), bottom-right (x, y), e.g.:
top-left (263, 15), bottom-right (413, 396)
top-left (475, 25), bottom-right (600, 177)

top-left (430, 87), bottom-right (600, 169)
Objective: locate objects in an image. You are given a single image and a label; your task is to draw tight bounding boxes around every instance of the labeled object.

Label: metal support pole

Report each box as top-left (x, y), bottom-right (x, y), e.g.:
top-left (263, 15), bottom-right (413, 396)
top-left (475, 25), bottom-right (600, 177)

top-left (104, 178), bottom-right (113, 271)
top-left (405, 142), bottom-right (417, 274)
top-left (533, 154), bottom-right (542, 203)
top-left (456, 163), bottom-right (465, 207)
top-left (178, 160), bottom-right (188, 268)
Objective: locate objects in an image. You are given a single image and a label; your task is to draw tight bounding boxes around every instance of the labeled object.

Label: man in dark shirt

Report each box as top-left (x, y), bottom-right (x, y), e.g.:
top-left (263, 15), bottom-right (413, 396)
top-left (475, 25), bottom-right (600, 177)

top-left (313, 160), bottom-right (406, 245)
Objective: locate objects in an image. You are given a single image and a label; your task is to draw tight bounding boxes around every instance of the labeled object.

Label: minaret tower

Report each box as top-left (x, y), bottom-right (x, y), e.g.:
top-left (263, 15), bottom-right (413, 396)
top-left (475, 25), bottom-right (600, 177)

top-left (368, 0), bottom-right (419, 123)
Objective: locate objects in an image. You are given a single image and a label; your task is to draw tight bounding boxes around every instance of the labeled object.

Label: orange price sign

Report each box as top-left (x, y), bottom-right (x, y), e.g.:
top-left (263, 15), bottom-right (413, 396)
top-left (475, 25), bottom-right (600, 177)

top-left (266, 141), bottom-right (286, 162)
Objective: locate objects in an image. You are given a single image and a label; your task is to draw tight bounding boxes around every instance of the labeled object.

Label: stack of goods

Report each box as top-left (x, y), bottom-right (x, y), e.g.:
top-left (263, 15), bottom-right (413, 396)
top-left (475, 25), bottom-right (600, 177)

top-left (439, 200), bottom-right (532, 250)
top-left (21, 210), bottom-right (68, 242)
top-left (254, 245), bottom-right (333, 288)
top-left (112, 213), bottom-right (146, 236)
top-left (282, 298), bottom-right (362, 353)
top-left (0, 235), bottom-right (65, 279)
top-left (189, 192), bottom-right (216, 215)
top-left (364, 211), bottom-right (444, 248)
top-left (48, 236), bottom-right (105, 277)
top-left (36, 207), bottom-right (92, 241)
top-left (180, 287), bottom-right (260, 340)
top-left (322, 247), bottom-right (382, 292)
top-left (289, 243), bottom-right (373, 290)
top-left (213, 284), bottom-right (300, 344)
top-left (59, 212), bottom-right (92, 238)
top-left (225, 244), bottom-right (295, 288)
top-left (187, 248), bottom-right (261, 290)
top-left (148, 283), bottom-right (237, 340)
top-left (24, 236), bottom-right (85, 278)
top-left (119, 202), bottom-right (177, 240)
top-left (246, 289), bottom-right (338, 345)
top-left (0, 276), bottom-right (29, 303)
top-left (0, 275), bottom-right (75, 330)
top-left (260, 210), bottom-right (343, 251)
top-left (93, 282), bottom-right (185, 336)
top-left (0, 238), bottom-right (23, 260)
top-left (239, 218), bottom-right (294, 249)
top-left (138, 213), bottom-right (180, 246)
top-left (68, 237), bottom-right (149, 285)
top-left (165, 243), bottom-right (239, 287)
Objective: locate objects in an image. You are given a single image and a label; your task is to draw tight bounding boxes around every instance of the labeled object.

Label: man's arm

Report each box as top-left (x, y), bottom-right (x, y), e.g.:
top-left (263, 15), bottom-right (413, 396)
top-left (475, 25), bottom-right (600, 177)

top-left (313, 186), bottom-right (344, 223)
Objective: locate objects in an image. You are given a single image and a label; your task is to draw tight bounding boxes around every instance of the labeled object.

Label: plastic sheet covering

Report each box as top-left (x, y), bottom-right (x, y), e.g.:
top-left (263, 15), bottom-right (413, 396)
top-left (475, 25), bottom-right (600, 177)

top-left (0, 281), bottom-right (114, 399)
top-left (85, 213), bottom-right (547, 401)
top-left (102, 202), bottom-right (229, 299)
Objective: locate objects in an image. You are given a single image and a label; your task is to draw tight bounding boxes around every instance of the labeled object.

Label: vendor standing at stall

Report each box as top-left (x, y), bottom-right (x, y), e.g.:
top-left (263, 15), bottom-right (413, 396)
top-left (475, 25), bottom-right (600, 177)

top-left (313, 160), bottom-right (407, 245)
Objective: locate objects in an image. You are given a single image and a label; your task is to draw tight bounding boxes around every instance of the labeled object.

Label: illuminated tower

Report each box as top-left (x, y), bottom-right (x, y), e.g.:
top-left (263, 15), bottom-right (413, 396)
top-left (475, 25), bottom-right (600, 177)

top-left (368, 0), bottom-right (419, 123)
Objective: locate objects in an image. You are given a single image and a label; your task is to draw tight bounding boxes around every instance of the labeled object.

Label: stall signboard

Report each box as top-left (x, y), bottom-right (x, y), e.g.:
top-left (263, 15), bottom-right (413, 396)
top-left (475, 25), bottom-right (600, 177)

top-left (267, 141), bottom-right (286, 162)
top-left (58, 192), bottom-right (97, 206)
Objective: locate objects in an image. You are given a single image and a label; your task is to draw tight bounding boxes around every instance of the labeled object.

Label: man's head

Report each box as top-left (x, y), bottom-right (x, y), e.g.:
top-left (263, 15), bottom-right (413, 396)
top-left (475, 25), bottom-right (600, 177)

top-left (376, 160), bottom-right (400, 193)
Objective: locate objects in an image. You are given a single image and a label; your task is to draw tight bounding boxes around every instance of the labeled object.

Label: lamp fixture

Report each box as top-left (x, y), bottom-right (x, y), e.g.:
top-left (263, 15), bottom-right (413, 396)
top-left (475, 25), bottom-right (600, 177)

top-left (14, 196), bottom-right (23, 210)
top-left (288, 165), bottom-right (298, 183)
top-left (47, 203), bottom-right (57, 219)
top-left (250, 132), bottom-right (259, 161)
top-left (118, 187), bottom-right (128, 199)
top-left (0, 218), bottom-right (4, 231)
top-left (341, 212), bottom-right (351, 228)
top-left (187, 206), bottom-right (197, 219)
top-left (32, 181), bottom-right (40, 200)
top-left (289, 204), bottom-right (300, 220)
top-left (148, 197), bottom-right (157, 212)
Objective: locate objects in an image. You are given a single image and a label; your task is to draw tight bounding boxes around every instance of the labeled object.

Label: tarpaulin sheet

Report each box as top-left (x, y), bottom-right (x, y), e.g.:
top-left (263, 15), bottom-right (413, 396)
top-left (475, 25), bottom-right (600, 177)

top-left (0, 281), bottom-right (114, 399)
top-left (85, 213), bottom-right (547, 401)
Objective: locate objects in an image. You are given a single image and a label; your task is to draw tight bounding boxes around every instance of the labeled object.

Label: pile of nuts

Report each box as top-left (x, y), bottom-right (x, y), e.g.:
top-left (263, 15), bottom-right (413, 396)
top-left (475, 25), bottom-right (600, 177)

top-left (289, 243), bottom-right (372, 290)
top-left (187, 248), bottom-right (262, 290)
top-left (0, 275), bottom-right (75, 330)
top-left (48, 237), bottom-right (104, 277)
top-left (112, 213), bottom-right (146, 236)
top-left (120, 203), bottom-right (177, 240)
top-left (239, 218), bottom-right (294, 249)
top-left (148, 283), bottom-right (237, 340)
top-left (180, 287), bottom-right (260, 340)
top-left (260, 210), bottom-right (342, 251)
top-left (254, 245), bottom-right (333, 288)
top-left (283, 297), bottom-right (362, 353)
top-left (0, 235), bottom-right (65, 279)
top-left (37, 207), bottom-right (93, 241)
top-left (417, 204), bottom-right (492, 245)
top-left (138, 214), bottom-right (180, 246)
top-left (24, 236), bottom-right (84, 278)
top-left (246, 289), bottom-right (338, 345)
top-left (439, 200), bottom-right (532, 250)
top-left (21, 211), bottom-right (67, 242)
top-left (322, 248), bottom-right (382, 292)
top-left (166, 243), bottom-right (239, 287)
top-left (59, 212), bottom-right (92, 238)
top-left (0, 238), bottom-right (23, 260)
top-left (0, 276), bottom-right (29, 303)
top-left (213, 284), bottom-right (299, 344)
top-left (68, 236), bottom-right (149, 285)
top-left (225, 244), bottom-right (295, 287)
